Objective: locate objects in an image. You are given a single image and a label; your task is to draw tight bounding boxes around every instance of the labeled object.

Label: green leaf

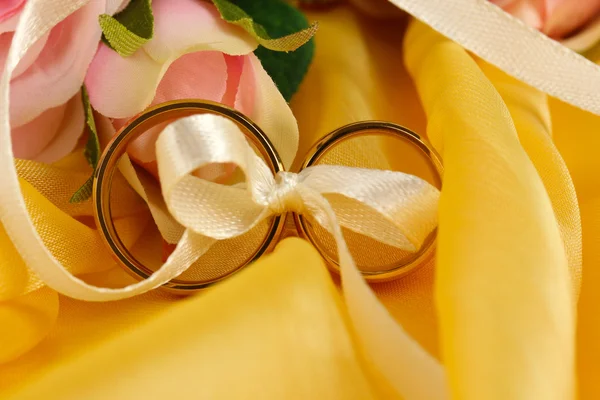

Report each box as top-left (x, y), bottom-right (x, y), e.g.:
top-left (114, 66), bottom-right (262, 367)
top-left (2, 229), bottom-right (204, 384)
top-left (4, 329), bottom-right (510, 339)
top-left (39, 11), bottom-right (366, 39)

top-left (70, 176), bottom-right (94, 204)
top-left (70, 87), bottom-right (101, 203)
top-left (222, 0), bottom-right (316, 101)
top-left (212, 0), bottom-right (317, 52)
top-left (99, 0), bottom-right (154, 57)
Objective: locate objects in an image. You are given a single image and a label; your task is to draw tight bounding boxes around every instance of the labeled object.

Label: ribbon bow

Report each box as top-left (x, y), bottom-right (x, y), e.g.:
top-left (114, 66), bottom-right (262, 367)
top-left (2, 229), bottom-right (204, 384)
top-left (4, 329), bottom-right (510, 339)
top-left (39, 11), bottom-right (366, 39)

top-left (152, 113), bottom-right (447, 399)
top-left (156, 114), bottom-right (440, 277)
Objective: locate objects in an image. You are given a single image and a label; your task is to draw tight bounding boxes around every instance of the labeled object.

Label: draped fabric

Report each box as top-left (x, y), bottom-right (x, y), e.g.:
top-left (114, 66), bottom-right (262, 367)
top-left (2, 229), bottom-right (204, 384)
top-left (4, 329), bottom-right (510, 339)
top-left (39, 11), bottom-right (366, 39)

top-left (0, 4), bottom-right (597, 399)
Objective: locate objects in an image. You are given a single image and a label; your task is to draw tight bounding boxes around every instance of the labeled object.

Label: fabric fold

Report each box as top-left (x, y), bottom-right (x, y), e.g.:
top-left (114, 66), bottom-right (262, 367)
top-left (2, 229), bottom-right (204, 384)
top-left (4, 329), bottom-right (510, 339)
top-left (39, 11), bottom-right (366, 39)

top-left (405, 21), bottom-right (575, 400)
top-left (3, 238), bottom-right (378, 399)
top-left (479, 61), bottom-right (582, 299)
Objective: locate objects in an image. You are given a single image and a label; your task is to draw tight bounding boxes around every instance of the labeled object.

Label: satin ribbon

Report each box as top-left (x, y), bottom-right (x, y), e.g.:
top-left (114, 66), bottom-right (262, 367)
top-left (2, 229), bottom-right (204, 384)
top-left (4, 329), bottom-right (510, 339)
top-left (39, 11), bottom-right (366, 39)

top-left (387, 0), bottom-right (600, 116)
top-left (156, 114), bottom-right (439, 255)
top-left (157, 115), bottom-right (438, 250)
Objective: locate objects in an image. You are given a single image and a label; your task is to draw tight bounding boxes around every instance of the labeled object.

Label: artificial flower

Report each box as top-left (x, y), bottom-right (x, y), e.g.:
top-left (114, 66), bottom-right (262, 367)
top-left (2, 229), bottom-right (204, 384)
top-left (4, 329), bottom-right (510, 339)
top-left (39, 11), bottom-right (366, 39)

top-left (491, 0), bottom-right (600, 39)
top-left (86, 0), bottom-right (292, 169)
top-left (1, 0), bottom-right (130, 162)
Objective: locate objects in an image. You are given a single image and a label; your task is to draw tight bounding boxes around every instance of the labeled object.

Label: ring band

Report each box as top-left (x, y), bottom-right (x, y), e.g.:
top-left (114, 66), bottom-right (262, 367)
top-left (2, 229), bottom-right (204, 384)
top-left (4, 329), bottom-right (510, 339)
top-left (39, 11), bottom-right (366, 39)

top-left (93, 100), bottom-right (285, 292)
top-left (294, 121), bottom-right (443, 282)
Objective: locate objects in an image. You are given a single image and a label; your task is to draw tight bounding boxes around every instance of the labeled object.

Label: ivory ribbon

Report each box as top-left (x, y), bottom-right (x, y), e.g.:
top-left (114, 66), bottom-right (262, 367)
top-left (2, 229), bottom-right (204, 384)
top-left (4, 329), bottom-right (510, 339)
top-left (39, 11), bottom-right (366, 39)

top-left (387, 0), bottom-right (600, 116)
top-left (156, 115), bottom-right (439, 251)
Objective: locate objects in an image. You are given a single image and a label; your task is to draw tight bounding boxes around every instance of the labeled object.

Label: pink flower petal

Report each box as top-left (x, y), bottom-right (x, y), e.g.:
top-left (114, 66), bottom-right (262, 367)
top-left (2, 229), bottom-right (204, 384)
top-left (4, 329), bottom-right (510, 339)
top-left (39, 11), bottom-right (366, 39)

top-left (13, 32), bottom-right (50, 79)
top-left (125, 120), bottom-right (170, 165)
top-left (0, 11), bottom-right (20, 34)
top-left (11, 93), bottom-right (84, 163)
top-left (234, 55), bottom-right (256, 117)
top-left (0, 0), bottom-right (24, 22)
top-left (221, 55), bottom-right (244, 107)
top-left (544, 0), bottom-right (600, 38)
top-left (144, 0), bottom-right (257, 63)
top-left (152, 51), bottom-right (227, 105)
top-left (489, 0), bottom-right (519, 9)
top-left (35, 93), bottom-right (85, 163)
top-left (503, 0), bottom-right (545, 30)
top-left (220, 54), bottom-right (257, 116)
top-left (0, 32), bottom-right (51, 81)
top-left (0, 33), bottom-right (11, 77)
top-left (11, 105), bottom-right (65, 160)
top-left (9, 0), bottom-right (103, 126)
top-left (88, 0), bottom-right (258, 124)
top-left (126, 51), bottom-right (228, 163)
top-left (86, 44), bottom-right (163, 119)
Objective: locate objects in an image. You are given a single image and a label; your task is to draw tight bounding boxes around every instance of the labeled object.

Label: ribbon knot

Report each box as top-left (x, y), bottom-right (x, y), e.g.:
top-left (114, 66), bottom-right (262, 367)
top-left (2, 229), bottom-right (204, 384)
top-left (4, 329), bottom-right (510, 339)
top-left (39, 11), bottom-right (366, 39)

top-left (155, 113), bottom-right (440, 255)
top-left (267, 171), bottom-right (304, 215)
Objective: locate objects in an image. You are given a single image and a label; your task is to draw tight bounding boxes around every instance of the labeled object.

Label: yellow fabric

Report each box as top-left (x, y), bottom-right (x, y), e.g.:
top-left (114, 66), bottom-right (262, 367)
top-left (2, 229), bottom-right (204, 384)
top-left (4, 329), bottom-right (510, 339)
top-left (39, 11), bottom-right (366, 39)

top-left (0, 287), bottom-right (58, 364)
top-left (550, 97), bottom-right (600, 400)
top-left (0, 155), bottom-right (149, 300)
top-left (405, 22), bottom-right (574, 399)
top-left (2, 239), bottom-right (381, 399)
top-left (477, 62), bottom-right (582, 298)
top-left (0, 4), bottom-right (596, 399)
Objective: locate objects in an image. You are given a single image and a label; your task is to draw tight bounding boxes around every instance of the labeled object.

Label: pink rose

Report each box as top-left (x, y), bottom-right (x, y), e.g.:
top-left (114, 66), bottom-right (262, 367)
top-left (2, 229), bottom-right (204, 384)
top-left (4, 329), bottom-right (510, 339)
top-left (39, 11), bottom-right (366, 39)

top-left (1, 0), bottom-right (130, 162)
top-left (491, 0), bottom-right (600, 39)
top-left (85, 0), bottom-right (287, 170)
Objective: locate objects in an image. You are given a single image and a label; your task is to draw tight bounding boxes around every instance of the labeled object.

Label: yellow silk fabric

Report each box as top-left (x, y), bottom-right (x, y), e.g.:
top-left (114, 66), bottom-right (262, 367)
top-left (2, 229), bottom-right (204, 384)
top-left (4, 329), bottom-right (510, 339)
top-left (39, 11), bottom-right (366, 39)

top-left (406, 22), bottom-right (575, 399)
top-left (0, 4), bottom-right (597, 399)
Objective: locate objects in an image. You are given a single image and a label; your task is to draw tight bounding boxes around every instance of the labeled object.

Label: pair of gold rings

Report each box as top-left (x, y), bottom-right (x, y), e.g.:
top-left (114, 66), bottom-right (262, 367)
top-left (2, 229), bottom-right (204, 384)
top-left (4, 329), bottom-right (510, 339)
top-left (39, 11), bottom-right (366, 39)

top-left (93, 100), bottom-right (443, 292)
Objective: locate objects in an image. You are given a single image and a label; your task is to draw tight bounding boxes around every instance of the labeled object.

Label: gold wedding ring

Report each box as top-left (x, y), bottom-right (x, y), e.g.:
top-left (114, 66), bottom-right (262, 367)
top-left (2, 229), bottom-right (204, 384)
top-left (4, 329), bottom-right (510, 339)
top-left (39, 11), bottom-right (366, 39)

top-left (93, 100), bottom-right (285, 291)
top-left (94, 100), bottom-right (443, 291)
top-left (295, 121), bottom-right (443, 282)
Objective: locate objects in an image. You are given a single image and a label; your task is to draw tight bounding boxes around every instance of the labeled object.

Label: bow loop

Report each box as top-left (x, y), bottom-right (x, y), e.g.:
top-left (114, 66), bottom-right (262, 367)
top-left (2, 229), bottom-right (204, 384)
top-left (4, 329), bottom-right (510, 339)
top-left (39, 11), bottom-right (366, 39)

top-left (156, 113), bottom-right (274, 240)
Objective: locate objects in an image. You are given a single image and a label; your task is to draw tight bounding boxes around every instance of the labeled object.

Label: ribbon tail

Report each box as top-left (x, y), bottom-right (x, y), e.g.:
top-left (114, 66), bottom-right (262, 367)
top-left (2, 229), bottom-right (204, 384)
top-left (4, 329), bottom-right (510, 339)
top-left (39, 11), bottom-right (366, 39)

top-left (300, 187), bottom-right (448, 400)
